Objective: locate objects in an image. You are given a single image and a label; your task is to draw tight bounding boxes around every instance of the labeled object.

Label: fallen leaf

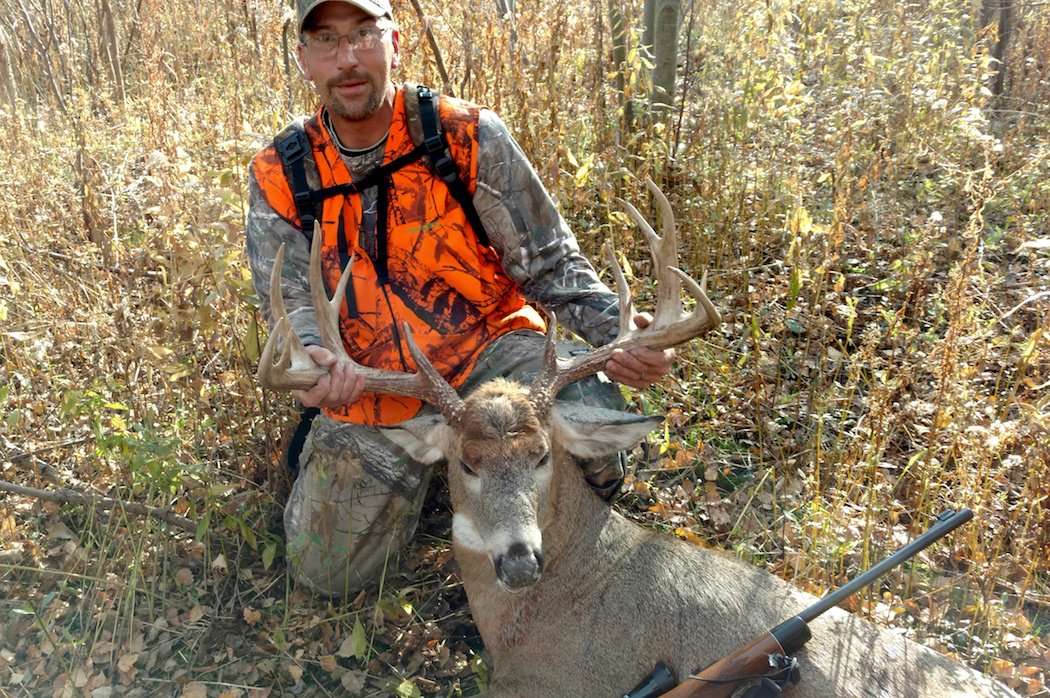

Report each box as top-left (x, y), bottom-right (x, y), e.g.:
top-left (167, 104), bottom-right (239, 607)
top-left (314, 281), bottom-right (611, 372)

top-left (211, 554), bottom-right (228, 574)
top-left (990, 658), bottom-right (1015, 678)
top-left (337, 617), bottom-right (368, 659)
top-left (117, 653), bottom-right (138, 673)
top-left (673, 527), bottom-right (706, 547)
top-left (341, 670), bottom-right (367, 693)
top-left (175, 567), bottom-right (193, 586)
top-left (286, 663), bottom-right (303, 682)
top-left (242, 607), bottom-right (261, 625)
top-left (319, 655), bottom-right (339, 673)
top-left (181, 682), bottom-right (208, 698)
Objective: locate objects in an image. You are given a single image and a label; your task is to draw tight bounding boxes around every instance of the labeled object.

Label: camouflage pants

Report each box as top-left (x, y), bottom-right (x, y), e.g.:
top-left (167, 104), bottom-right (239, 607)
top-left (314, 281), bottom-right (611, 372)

top-left (283, 330), bottom-right (627, 597)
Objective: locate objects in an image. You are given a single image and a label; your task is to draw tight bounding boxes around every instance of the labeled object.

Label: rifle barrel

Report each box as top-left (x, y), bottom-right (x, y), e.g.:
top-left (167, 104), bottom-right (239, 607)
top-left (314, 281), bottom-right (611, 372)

top-left (797, 509), bottom-right (972, 624)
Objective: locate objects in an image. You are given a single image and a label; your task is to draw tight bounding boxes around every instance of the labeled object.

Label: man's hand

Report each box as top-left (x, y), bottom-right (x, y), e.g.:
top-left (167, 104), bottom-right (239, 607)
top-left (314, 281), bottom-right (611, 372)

top-left (604, 313), bottom-right (675, 390)
top-left (292, 345), bottom-right (366, 409)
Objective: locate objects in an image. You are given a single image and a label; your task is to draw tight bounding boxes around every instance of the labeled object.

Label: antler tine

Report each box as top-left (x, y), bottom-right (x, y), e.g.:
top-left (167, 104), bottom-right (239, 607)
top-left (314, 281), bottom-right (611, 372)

top-left (528, 308), bottom-right (562, 415)
top-left (647, 177), bottom-right (686, 326)
top-left (308, 221), bottom-right (354, 364)
top-left (670, 267), bottom-right (720, 325)
top-left (400, 321), bottom-right (466, 423)
top-left (256, 244), bottom-right (328, 390)
top-left (528, 180), bottom-right (721, 411)
top-left (602, 241), bottom-right (635, 339)
top-left (620, 199), bottom-right (682, 328)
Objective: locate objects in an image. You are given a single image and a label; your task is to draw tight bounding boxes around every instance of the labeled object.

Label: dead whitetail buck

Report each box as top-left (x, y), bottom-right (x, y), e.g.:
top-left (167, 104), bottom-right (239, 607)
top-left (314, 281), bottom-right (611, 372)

top-left (258, 180), bottom-right (1015, 698)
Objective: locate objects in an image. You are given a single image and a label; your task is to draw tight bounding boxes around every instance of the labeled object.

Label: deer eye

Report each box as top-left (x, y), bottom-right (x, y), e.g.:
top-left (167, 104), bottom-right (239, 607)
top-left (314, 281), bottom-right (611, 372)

top-left (461, 460), bottom-right (478, 477)
top-left (535, 452), bottom-right (550, 468)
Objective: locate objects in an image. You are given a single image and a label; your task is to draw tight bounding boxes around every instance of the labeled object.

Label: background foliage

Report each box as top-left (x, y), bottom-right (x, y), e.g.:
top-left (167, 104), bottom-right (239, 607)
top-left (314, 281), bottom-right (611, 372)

top-left (0, 0), bottom-right (1048, 695)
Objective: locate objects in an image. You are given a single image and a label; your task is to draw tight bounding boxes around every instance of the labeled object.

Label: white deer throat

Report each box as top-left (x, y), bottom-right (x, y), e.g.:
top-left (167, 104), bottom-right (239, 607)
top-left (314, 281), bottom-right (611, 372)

top-left (452, 513), bottom-right (487, 553)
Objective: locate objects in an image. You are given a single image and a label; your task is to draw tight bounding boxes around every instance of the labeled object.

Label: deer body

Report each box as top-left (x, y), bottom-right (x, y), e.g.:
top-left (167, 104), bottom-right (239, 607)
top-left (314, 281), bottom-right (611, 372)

top-left (443, 424), bottom-right (1016, 698)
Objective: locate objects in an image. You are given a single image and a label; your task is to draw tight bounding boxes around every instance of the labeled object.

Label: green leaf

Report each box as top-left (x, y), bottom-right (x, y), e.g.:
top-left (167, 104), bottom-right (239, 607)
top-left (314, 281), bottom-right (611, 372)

top-left (351, 616), bottom-right (368, 659)
top-left (244, 314), bottom-right (261, 363)
top-left (395, 680), bottom-right (422, 698)
top-left (195, 511), bottom-right (210, 541)
top-left (470, 654), bottom-right (489, 690)
top-left (272, 628), bottom-right (287, 651)
top-left (262, 542), bottom-right (276, 570)
top-left (239, 518), bottom-right (257, 549)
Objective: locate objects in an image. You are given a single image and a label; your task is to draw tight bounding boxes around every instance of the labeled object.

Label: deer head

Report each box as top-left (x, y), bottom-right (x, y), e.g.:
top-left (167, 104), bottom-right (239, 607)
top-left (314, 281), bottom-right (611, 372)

top-left (257, 178), bottom-right (720, 592)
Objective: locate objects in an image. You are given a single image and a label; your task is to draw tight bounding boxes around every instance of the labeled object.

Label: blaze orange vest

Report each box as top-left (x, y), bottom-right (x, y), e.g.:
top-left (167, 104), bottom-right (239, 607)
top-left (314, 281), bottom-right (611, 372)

top-left (252, 86), bottom-right (545, 425)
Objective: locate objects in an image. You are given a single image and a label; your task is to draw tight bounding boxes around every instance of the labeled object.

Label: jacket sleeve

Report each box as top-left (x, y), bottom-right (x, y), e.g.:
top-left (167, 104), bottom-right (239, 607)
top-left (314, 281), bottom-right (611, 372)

top-left (245, 163), bottom-right (323, 347)
top-left (472, 110), bottom-right (621, 348)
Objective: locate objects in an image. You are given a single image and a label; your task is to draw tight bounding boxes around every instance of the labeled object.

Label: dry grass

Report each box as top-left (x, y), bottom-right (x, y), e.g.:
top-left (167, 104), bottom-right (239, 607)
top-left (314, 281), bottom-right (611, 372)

top-left (0, 0), bottom-right (1048, 696)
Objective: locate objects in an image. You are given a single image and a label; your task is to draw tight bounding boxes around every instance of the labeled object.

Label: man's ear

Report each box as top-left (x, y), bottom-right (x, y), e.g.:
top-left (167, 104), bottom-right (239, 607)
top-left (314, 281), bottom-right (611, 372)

top-left (382, 413), bottom-right (452, 464)
top-left (551, 402), bottom-right (663, 459)
top-left (295, 43), bottom-right (312, 82)
top-left (390, 29), bottom-right (400, 70)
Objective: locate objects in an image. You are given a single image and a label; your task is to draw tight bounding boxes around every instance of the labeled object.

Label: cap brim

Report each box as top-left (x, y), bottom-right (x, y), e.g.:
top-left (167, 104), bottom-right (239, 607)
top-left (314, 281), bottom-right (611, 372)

top-left (298, 0), bottom-right (389, 33)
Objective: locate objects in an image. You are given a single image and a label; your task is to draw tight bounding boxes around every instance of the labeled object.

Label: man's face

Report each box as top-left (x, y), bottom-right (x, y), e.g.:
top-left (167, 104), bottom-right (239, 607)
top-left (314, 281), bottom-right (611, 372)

top-left (297, 2), bottom-right (399, 122)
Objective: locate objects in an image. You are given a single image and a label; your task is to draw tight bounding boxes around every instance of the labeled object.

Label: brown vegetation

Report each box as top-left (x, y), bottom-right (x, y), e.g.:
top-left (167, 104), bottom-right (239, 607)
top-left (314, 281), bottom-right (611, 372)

top-left (0, 0), bottom-right (1047, 696)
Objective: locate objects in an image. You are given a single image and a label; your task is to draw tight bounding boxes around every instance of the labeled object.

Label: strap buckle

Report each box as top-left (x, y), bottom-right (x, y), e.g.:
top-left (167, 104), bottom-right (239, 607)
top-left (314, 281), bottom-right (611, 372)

top-left (276, 133), bottom-right (307, 162)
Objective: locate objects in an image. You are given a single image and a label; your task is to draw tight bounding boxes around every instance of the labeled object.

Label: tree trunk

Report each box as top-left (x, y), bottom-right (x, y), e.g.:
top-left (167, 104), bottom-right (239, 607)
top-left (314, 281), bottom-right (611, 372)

top-left (591, 0), bottom-right (607, 136)
top-left (98, 0), bottom-right (125, 102)
top-left (642, 0), bottom-right (655, 59)
top-left (608, 0), bottom-right (630, 130)
top-left (980, 0), bottom-right (1015, 99)
top-left (650, 0), bottom-right (681, 112)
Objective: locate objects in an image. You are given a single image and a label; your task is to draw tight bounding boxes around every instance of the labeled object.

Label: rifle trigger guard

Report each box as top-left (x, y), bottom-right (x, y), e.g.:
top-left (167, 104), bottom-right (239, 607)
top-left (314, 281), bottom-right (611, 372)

top-left (769, 653), bottom-right (801, 687)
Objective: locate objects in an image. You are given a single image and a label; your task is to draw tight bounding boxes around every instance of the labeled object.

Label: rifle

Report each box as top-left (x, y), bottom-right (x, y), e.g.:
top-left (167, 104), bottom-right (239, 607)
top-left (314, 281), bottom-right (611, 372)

top-left (623, 509), bottom-right (974, 698)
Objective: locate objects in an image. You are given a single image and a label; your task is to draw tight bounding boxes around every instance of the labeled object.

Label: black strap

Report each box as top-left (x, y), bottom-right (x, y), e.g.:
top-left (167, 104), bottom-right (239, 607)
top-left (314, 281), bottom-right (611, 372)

top-left (375, 172), bottom-right (391, 284)
top-left (285, 405), bottom-right (320, 476)
top-left (307, 144), bottom-right (426, 202)
top-left (416, 85), bottom-right (492, 248)
top-left (274, 126), bottom-right (317, 241)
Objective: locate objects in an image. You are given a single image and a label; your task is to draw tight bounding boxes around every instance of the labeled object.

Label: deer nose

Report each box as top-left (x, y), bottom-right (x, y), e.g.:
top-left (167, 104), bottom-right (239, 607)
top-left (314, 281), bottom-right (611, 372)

top-left (494, 542), bottom-right (544, 590)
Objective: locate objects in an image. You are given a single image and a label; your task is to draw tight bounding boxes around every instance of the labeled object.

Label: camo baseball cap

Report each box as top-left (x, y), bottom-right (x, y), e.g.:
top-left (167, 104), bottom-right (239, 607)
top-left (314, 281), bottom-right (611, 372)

top-left (297, 0), bottom-right (393, 33)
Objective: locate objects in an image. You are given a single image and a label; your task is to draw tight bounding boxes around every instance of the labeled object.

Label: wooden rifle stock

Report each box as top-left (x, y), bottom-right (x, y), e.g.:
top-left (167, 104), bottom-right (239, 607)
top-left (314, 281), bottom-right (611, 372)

top-left (622, 509), bottom-right (974, 698)
top-left (657, 632), bottom-right (789, 698)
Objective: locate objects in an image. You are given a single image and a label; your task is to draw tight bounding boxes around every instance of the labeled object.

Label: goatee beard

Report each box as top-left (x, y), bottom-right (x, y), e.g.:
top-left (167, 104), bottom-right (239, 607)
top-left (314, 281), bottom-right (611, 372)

top-left (328, 76), bottom-right (382, 121)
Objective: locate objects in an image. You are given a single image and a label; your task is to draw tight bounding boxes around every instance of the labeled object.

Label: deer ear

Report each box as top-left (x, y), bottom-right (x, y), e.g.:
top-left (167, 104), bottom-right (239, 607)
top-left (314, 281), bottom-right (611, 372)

top-left (551, 402), bottom-right (663, 459)
top-left (383, 414), bottom-right (453, 464)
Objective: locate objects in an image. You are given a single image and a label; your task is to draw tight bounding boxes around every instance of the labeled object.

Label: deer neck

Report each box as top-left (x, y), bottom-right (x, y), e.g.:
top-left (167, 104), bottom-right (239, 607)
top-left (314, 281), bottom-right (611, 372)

top-left (539, 443), bottom-right (616, 576)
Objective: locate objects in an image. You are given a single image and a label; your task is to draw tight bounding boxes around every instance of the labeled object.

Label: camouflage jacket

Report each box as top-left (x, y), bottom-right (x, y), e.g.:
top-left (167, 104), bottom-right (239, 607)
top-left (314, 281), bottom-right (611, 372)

top-left (245, 100), bottom-right (620, 354)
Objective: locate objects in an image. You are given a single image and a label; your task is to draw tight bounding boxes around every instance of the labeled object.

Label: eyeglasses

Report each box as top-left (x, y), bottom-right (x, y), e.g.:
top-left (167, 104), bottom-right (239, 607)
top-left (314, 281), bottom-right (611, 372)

top-left (302, 26), bottom-right (391, 59)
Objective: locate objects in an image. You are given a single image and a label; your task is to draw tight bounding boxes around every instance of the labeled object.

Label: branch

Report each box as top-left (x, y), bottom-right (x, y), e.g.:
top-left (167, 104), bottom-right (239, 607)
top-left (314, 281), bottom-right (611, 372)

top-left (0, 479), bottom-right (197, 533)
top-left (407, 0), bottom-right (452, 96)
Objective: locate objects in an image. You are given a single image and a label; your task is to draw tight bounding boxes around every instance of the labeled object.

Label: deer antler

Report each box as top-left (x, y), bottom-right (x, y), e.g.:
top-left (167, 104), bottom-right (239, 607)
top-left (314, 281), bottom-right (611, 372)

top-left (256, 223), bottom-right (466, 423)
top-left (529, 178), bottom-right (720, 415)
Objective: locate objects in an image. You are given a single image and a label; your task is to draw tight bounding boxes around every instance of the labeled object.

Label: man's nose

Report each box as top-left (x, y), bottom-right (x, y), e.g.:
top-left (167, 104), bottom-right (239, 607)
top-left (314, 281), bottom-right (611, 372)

top-left (333, 38), bottom-right (361, 66)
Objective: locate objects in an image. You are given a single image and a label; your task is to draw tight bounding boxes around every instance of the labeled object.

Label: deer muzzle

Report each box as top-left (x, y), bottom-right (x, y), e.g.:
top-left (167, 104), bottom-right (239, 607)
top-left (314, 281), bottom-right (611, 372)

top-left (494, 541), bottom-right (544, 590)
